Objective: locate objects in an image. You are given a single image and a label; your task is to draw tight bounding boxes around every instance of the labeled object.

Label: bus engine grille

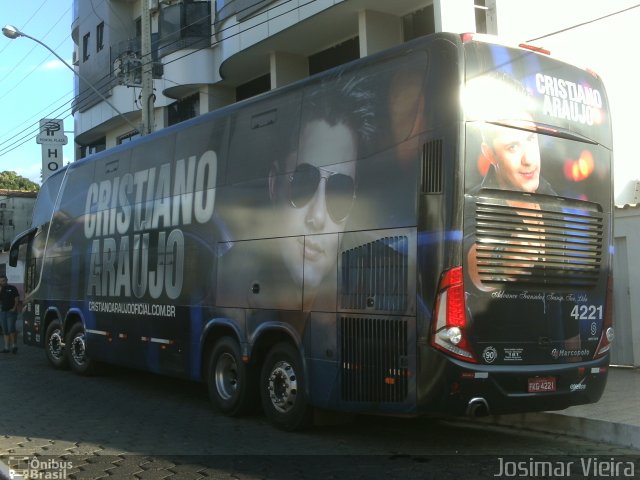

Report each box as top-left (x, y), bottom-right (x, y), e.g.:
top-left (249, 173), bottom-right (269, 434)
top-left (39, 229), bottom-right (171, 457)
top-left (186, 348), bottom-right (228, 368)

top-left (473, 199), bottom-right (604, 288)
top-left (340, 316), bottom-right (408, 403)
top-left (340, 236), bottom-right (408, 312)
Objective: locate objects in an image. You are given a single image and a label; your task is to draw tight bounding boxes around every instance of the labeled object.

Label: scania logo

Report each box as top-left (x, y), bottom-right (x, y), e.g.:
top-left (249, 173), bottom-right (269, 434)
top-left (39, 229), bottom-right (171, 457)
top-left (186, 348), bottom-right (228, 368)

top-left (482, 346), bottom-right (497, 364)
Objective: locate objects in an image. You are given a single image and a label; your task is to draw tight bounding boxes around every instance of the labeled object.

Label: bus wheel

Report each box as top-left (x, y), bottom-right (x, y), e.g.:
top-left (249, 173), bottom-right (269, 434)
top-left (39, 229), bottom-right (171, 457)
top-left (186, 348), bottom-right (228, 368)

top-left (260, 342), bottom-right (312, 431)
top-left (66, 323), bottom-right (96, 375)
top-left (45, 321), bottom-right (68, 369)
top-left (207, 336), bottom-right (256, 416)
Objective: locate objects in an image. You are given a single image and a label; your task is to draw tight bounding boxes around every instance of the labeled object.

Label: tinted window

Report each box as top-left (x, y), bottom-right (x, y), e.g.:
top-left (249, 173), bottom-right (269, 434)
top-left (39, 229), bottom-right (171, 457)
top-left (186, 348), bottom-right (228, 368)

top-left (32, 171), bottom-right (65, 227)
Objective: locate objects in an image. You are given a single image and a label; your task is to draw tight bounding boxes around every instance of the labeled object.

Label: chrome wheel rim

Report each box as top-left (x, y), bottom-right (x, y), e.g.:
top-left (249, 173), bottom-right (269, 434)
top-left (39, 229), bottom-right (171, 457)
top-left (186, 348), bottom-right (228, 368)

top-left (47, 329), bottom-right (64, 361)
top-left (71, 333), bottom-right (87, 366)
top-left (268, 360), bottom-right (298, 414)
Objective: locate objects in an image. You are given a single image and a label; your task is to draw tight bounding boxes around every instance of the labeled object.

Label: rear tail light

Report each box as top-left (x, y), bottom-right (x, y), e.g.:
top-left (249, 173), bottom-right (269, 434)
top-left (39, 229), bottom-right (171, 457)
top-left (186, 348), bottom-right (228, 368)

top-left (594, 274), bottom-right (614, 359)
top-left (517, 43), bottom-right (551, 56)
top-left (431, 267), bottom-right (477, 362)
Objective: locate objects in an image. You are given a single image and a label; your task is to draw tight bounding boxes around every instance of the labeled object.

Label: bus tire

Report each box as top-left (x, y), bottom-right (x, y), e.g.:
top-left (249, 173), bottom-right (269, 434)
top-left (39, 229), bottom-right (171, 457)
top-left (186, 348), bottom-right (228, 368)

top-left (260, 342), bottom-right (312, 431)
top-left (66, 323), bottom-right (97, 375)
top-left (45, 320), bottom-right (68, 369)
top-left (207, 336), bottom-right (256, 416)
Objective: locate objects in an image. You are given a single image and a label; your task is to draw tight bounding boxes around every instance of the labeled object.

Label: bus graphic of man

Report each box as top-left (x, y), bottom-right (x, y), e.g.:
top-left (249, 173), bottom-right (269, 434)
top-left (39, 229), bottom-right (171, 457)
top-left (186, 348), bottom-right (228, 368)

top-left (474, 73), bottom-right (556, 195)
top-left (267, 75), bottom-right (374, 310)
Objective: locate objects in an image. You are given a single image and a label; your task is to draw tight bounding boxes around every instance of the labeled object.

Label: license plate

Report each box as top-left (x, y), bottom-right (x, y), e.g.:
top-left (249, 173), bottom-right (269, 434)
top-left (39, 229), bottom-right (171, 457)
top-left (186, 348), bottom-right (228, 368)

top-left (528, 376), bottom-right (556, 393)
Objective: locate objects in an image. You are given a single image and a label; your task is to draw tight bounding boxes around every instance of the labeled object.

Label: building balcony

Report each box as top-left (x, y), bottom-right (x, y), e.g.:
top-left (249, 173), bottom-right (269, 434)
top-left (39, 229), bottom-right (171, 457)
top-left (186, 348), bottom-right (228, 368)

top-left (157, 0), bottom-right (215, 99)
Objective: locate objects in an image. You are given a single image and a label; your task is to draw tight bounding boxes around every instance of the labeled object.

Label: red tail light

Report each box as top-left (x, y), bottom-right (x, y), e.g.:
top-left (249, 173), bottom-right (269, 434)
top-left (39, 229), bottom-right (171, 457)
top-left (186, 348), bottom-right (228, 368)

top-left (431, 267), bottom-right (477, 362)
top-left (518, 43), bottom-right (551, 56)
top-left (460, 33), bottom-right (550, 55)
top-left (594, 274), bottom-right (614, 359)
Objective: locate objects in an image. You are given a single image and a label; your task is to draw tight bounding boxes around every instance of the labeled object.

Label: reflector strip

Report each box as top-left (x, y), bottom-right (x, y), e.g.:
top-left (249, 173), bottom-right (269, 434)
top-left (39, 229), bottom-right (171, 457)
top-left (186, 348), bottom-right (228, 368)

top-left (141, 336), bottom-right (173, 345)
top-left (86, 329), bottom-right (108, 336)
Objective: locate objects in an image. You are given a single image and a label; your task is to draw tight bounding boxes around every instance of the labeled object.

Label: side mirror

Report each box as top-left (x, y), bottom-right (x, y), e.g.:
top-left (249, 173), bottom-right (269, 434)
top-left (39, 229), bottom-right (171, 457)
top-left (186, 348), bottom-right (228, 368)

top-left (9, 245), bottom-right (19, 267)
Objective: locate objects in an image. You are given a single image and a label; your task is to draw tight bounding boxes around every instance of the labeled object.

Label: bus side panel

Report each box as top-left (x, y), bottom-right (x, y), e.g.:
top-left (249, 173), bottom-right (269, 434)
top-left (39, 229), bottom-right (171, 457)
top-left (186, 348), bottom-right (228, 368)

top-left (31, 115), bottom-right (231, 377)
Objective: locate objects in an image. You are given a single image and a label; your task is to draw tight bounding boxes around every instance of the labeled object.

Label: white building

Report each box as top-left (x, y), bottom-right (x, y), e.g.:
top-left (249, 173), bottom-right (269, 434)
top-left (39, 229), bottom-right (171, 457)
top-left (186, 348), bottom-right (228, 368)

top-left (71, 0), bottom-right (495, 156)
top-left (0, 190), bottom-right (37, 252)
top-left (613, 202), bottom-right (640, 367)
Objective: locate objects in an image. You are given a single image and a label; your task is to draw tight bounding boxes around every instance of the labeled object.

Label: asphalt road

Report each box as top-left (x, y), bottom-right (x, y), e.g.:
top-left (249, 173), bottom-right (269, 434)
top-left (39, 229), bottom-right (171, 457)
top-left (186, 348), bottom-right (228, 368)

top-left (1, 343), bottom-right (638, 479)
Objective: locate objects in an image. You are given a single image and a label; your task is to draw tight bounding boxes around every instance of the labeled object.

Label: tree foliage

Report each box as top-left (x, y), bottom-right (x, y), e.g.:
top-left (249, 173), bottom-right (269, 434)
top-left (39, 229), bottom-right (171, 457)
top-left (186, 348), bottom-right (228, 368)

top-left (0, 171), bottom-right (39, 192)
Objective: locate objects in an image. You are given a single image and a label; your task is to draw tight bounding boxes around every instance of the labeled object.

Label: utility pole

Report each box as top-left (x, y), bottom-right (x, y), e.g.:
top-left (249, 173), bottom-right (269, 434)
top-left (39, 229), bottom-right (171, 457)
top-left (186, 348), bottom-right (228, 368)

top-left (141, 0), bottom-right (155, 135)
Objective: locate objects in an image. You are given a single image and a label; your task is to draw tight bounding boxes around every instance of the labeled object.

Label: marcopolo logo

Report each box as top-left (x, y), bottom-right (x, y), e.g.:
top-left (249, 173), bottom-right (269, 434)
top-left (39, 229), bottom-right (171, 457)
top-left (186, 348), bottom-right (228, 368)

top-left (551, 348), bottom-right (590, 359)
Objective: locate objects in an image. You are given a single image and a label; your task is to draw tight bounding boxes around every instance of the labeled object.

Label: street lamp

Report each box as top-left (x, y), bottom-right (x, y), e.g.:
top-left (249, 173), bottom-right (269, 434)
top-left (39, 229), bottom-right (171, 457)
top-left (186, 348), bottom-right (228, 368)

top-left (2, 24), bottom-right (139, 133)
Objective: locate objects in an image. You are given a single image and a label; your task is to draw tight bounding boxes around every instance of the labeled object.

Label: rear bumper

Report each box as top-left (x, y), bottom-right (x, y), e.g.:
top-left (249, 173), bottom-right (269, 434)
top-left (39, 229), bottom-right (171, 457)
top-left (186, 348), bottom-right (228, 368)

top-left (419, 350), bottom-right (609, 416)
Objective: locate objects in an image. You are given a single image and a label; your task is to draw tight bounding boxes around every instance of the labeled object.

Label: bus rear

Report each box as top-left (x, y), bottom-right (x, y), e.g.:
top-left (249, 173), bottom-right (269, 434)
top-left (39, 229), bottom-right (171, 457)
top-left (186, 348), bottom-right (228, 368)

top-left (427, 35), bottom-right (613, 416)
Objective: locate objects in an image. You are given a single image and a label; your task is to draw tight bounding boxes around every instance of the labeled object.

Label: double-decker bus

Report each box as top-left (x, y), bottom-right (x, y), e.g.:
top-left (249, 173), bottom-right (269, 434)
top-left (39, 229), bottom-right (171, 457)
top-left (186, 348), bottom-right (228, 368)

top-left (10, 32), bottom-right (613, 430)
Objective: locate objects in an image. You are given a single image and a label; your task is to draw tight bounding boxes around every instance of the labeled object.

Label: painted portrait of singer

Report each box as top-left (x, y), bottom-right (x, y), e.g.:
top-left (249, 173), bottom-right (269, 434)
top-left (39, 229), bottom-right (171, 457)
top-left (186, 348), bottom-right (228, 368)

top-left (471, 72), bottom-right (556, 196)
top-left (465, 71), bottom-right (582, 353)
top-left (267, 76), bottom-right (374, 309)
top-left (215, 73), bottom-right (375, 312)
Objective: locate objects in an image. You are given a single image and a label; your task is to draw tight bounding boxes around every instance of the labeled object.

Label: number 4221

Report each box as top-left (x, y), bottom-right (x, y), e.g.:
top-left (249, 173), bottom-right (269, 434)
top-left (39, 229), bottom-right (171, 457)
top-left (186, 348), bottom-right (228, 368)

top-left (570, 304), bottom-right (603, 320)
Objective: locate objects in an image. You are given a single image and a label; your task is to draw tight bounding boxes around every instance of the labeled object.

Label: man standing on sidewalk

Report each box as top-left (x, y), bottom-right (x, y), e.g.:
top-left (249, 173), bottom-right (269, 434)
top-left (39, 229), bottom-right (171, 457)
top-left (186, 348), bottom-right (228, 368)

top-left (0, 275), bottom-right (20, 354)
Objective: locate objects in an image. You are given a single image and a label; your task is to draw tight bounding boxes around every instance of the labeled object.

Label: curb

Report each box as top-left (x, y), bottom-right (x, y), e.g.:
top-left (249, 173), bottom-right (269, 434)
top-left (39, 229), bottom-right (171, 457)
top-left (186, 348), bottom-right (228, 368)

top-left (474, 412), bottom-right (640, 450)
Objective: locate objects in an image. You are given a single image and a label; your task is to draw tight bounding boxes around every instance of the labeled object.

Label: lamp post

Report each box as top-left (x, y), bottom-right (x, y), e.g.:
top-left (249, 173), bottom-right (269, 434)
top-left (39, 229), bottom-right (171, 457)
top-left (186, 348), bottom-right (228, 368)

top-left (2, 24), bottom-right (139, 133)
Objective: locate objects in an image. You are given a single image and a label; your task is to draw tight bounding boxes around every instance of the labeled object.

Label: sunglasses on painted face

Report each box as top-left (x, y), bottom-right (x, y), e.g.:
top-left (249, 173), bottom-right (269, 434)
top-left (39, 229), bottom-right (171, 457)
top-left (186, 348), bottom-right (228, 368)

top-left (288, 163), bottom-right (356, 223)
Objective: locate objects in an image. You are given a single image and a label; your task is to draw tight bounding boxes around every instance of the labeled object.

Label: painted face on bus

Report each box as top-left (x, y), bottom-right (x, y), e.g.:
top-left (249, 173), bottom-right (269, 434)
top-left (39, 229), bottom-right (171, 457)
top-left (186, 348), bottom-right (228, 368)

top-left (270, 119), bottom-right (357, 289)
top-left (482, 123), bottom-right (541, 193)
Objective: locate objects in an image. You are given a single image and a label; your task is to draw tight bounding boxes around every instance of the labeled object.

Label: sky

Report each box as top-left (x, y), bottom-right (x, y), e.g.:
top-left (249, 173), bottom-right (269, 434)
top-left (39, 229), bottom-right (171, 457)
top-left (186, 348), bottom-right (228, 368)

top-left (0, 0), bottom-right (75, 185)
top-left (0, 0), bottom-right (638, 203)
top-left (495, 0), bottom-right (640, 204)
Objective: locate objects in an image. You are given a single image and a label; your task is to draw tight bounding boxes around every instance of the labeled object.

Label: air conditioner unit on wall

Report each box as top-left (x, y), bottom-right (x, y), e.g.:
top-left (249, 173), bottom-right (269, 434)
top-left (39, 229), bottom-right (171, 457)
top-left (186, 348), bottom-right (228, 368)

top-left (149, 0), bottom-right (159, 12)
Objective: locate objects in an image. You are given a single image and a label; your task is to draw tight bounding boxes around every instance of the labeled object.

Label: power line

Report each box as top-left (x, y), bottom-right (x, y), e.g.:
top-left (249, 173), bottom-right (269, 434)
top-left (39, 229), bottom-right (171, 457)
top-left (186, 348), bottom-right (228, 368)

top-left (527, 3), bottom-right (640, 41)
top-left (0, 0), bottom-right (50, 57)
top-left (0, 0), bottom-right (304, 158)
top-left (0, 5), bottom-right (72, 92)
top-left (0, 1), bottom-right (112, 140)
top-left (0, 34), bottom-right (71, 105)
top-left (0, 0), bottom-right (324, 159)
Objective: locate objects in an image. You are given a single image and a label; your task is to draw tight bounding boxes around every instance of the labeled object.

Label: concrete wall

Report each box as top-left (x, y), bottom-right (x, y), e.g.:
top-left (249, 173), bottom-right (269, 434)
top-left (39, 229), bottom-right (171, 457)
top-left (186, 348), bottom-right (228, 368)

top-left (612, 206), bottom-right (640, 366)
